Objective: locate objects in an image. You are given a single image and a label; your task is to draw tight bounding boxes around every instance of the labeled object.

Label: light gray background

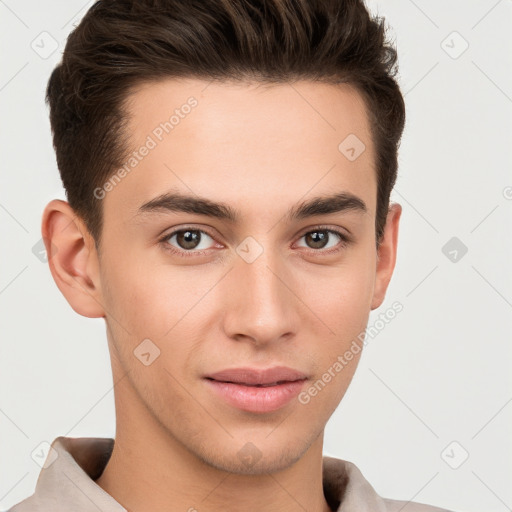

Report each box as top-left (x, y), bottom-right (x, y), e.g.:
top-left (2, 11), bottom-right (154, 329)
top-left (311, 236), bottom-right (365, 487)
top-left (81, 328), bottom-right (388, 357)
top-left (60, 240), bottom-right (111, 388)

top-left (1, 1), bottom-right (511, 511)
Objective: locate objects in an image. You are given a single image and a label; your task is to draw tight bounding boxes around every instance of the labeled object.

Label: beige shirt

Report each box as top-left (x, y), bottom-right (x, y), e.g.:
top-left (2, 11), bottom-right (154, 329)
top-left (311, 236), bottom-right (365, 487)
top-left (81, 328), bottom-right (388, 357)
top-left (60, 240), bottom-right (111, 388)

top-left (8, 436), bottom-right (453, 512)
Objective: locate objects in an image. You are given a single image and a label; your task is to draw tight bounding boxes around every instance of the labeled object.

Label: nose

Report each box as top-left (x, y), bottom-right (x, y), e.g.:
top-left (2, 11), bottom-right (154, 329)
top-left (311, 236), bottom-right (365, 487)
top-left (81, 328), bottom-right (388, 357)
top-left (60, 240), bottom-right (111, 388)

top-left (221, 246), bottom-right (300, 347)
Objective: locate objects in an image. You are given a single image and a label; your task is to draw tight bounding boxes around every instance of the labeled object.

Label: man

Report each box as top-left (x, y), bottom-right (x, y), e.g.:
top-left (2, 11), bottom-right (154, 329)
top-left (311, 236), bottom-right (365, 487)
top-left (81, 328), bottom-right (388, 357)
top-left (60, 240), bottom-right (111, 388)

top-left (8, 0), bottom-right (455, 510)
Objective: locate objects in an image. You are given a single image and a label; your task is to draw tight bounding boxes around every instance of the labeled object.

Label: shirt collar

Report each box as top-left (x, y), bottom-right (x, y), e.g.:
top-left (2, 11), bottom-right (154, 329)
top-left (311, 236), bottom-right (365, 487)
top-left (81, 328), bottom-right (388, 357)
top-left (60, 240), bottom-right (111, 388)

top-left (13, 436), bottom-right (389, 512)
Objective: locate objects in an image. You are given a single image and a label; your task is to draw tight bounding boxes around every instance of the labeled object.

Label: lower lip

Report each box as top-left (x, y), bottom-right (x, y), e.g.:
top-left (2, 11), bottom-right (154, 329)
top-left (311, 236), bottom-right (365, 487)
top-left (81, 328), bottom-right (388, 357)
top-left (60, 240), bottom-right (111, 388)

top-left (205, 379), bottom-right (306, 413)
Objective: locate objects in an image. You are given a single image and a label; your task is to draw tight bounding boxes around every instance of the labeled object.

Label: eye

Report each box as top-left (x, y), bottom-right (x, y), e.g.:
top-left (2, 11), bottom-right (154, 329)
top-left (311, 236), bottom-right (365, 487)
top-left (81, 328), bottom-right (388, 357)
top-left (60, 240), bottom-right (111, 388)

top-left (159, 228), bottom-right (217, 255)
top-left (295, 228), bottom-right (349, 253)
top-left (158, 225), bottom-right (351, 258)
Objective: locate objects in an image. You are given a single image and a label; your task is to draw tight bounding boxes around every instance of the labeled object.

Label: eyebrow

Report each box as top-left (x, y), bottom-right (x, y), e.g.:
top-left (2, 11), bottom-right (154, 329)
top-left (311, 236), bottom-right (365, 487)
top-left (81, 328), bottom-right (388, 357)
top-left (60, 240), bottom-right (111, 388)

top-left (136, 189), bottom-right (367, 223)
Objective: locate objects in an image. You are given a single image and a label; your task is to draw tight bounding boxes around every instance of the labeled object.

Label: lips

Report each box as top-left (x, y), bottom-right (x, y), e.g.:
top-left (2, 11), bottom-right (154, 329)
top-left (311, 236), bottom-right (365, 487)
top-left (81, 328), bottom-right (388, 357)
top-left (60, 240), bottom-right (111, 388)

top-left (204, 366), bottom-right (308, 413)
top-left (205, 366), bottom-right (308, 386)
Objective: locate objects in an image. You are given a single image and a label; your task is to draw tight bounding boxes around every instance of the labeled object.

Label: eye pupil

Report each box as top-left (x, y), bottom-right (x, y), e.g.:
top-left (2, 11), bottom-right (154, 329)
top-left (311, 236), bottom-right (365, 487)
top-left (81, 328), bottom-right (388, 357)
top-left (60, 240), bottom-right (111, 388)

top-left (177, 230), bottom-right (201, 249)
top-left (306, 231), bottom-right (328, 249)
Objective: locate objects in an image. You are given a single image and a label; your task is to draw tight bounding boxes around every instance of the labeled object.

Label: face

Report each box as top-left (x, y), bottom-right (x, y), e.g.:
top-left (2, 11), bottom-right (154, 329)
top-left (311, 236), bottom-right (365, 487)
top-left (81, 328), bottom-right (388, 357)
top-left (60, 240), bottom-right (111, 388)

top-left (66, 78), bottom-right (399, 474)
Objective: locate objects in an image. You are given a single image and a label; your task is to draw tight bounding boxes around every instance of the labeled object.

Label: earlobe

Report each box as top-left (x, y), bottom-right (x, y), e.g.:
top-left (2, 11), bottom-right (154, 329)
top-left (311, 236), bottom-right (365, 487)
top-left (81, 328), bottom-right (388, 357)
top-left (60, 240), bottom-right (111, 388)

top-left (370, 202), bottom-right (402, 311)
top-left (41, 199), bottom-right (105, 318)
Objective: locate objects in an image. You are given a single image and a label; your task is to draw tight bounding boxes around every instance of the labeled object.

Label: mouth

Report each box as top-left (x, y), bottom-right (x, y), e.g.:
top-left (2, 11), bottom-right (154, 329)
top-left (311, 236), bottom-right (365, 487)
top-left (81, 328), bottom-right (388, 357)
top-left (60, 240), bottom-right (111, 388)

top-left (205, 366), bottom-right (308, 385)
top-left (203, 366), bottom-right (308, 413)
top-left (206, 380), bottom-right (297, 387)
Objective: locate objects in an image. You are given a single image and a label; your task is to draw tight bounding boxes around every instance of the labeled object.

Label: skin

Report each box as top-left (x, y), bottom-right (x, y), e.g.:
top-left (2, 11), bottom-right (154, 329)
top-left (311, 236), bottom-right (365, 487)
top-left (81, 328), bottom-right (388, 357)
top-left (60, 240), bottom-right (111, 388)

top-left (42, 78), bottom-right (401, 512)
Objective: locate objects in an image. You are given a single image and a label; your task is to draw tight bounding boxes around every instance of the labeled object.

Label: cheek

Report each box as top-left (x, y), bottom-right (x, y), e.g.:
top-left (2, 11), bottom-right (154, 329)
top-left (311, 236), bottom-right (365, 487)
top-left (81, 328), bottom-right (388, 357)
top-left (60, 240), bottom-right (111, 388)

top-left (99, 245), bottom-right (219, 345)
top-left (100, 243), bottom-right (166, 322)
top-left (312, 251), bottom-right (376, 333)
top-left (99, 252), bottom-right (201, 390)
top-left (302, 248), bottom-right (375, 395)
top-left (299, 275), bottom-right (371, 415)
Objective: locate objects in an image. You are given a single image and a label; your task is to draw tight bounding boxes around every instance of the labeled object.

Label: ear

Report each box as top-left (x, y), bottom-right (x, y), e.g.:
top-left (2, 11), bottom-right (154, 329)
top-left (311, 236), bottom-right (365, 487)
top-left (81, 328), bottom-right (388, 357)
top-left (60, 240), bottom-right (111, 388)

top-left (370, 202), bottom-right (402, 310)
top-left (41, 199), bottom-right (105, 318)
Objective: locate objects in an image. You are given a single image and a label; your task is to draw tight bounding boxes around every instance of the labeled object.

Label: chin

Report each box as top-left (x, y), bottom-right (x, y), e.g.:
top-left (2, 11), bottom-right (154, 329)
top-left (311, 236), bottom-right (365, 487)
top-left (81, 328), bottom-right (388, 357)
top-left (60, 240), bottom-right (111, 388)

top-left (200, 447), bottom-right (304, 475)
top-left (191, 429), bottom-right (320, 476)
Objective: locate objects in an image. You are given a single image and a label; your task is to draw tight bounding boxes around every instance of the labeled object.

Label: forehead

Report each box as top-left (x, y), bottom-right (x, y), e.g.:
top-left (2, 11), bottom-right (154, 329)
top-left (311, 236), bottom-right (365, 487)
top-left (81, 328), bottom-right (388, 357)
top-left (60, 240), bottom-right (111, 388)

top-left (105, 78), bottom-right (377, 225)
top-left (123, 78), bottom-right (373, 153)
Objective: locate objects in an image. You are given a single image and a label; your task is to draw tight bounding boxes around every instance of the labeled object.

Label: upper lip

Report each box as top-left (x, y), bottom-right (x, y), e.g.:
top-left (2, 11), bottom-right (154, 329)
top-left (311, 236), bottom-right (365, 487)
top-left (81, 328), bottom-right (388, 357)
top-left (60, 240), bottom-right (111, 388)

top-left (205, 366), bottom-right (308, 385)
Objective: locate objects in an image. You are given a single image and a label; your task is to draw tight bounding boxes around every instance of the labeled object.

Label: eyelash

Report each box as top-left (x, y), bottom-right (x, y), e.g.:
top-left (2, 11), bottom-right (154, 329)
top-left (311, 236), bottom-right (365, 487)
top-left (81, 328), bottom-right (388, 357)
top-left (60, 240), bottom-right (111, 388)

top-left (158, 225), bottom-right (351, 258)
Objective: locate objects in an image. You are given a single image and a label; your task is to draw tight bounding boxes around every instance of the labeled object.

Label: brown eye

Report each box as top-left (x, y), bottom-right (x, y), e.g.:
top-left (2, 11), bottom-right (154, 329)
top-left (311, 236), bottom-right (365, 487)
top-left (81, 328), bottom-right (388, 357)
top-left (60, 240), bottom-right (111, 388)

top-left (304, 230), bottom-right (329, 249)
top-left (162, 228), bottom-right (216, 252)
top-left (297, 229), bottom-right (347, 251)
top-left (176, 230), bottom-right (201, 250)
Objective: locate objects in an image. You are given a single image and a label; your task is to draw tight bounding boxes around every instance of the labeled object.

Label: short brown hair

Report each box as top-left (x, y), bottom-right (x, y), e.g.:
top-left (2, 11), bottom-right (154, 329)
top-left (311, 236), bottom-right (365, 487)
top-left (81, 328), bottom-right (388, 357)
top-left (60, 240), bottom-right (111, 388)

top-left (46, 0), bottom-right (405, 247)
